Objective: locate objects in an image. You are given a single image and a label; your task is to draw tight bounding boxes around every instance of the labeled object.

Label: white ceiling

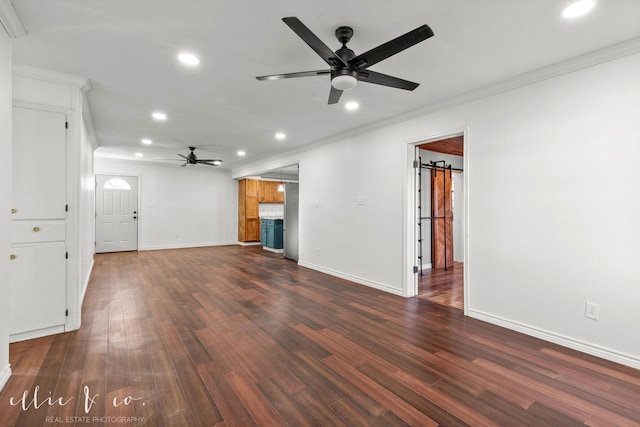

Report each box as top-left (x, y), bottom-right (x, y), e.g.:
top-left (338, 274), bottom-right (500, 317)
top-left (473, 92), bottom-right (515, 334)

top-left (10, 1), bottom-right (640, 170)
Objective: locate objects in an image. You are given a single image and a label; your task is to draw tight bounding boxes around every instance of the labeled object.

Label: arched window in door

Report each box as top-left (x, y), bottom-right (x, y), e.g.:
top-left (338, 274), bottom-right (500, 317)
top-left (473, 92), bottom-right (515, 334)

top-left (102, 178), bottom-right (131, 190)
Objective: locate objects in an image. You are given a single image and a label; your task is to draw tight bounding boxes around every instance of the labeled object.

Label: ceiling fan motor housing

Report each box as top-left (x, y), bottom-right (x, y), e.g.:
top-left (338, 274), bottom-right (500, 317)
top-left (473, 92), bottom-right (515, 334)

top-left (335, 26), bottom-right (354, 45)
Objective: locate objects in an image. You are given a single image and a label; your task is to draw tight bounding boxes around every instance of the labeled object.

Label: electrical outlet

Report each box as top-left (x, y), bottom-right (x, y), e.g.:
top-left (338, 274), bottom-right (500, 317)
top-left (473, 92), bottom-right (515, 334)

top-left (585, 302), bottom-right (600, 320)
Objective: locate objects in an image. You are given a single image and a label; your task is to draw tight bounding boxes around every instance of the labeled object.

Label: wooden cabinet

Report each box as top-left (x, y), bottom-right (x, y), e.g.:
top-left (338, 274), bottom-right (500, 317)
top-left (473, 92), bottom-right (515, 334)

top-left (258, 181), bottom-right (284, 203)
top-left (238, 179), bottom-right (260, 242)
top-left (264, 219), bottom-right (284, 249)
top-left (239, 179), bottom-right (285, 242)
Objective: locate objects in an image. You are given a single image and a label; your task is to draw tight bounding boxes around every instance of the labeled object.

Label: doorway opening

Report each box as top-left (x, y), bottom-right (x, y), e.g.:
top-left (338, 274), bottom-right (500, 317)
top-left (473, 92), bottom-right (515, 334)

top-left (415, 136), bottom-right (464, 310)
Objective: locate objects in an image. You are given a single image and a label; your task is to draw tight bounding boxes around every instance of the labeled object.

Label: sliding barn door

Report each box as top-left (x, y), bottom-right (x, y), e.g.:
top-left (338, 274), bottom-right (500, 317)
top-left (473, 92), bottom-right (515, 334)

top-left (431, 168), bottom-right (453, 269)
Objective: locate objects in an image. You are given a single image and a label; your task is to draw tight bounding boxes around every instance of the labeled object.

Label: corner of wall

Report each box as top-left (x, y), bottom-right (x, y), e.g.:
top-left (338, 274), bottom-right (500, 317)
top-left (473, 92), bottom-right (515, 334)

top-left (0, 363), bottom-right (11, 391)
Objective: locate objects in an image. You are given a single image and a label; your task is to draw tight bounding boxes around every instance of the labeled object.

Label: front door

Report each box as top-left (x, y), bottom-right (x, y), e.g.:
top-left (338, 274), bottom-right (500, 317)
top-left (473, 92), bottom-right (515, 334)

top-left (95, 175), bottom-right (138, 253)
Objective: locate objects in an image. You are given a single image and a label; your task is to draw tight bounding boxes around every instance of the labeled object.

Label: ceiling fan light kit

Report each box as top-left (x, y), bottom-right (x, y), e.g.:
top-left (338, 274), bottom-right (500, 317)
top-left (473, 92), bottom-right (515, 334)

top-left (331, 73), bottom-right (357, 91)
top-left (257, 17), bottom-right (434, 104)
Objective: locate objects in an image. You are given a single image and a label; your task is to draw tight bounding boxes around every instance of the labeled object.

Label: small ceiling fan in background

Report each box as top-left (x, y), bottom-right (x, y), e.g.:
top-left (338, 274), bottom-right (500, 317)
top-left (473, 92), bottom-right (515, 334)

top-left (257, 17), bottom-right (434, 104)
top-left (177, 147), bottom-right (222, 167)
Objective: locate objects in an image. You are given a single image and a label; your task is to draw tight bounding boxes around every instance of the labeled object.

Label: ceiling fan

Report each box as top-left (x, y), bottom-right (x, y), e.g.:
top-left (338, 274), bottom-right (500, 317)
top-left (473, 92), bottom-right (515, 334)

top-left (256, 17), bottom-right (434, 104)
top-left (177, 147), bottom-right (222, 167)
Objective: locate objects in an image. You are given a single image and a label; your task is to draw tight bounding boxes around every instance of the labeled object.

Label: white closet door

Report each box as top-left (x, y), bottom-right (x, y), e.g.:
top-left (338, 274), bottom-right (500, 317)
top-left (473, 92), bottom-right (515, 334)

top-left (9, 243), bottom-right (67, 335)
top-left (12, 107), bottom-right (66, 220)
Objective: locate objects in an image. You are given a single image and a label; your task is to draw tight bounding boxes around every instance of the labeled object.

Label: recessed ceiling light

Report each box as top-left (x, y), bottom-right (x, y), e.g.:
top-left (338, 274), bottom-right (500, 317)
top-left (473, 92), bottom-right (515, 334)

top-left (178, 52), bottom-right (200, 66)
top-left (237, 150), bottom-right (246, 156)
top-left (345, 101), bottom-right (360, 111)
top-left (135, 152), bottom-right (143, 157)
top-left (275, 132), bottom-right (286, 140)
top-left (141, 138), bottom-right (153, 145)
top-left (152, 112), bottom-right (167, 121)
top-left (562, 0), bottom-right (596, 19)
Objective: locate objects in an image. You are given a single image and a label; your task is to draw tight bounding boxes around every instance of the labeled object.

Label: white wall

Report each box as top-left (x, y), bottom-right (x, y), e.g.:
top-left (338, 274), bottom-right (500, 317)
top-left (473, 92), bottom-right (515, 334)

top-left (78, 119), bottom-right (95, 302)
top-left (0, 24), bottom-right (12, 391)
top-left (233, 52), bottom-right (640, 368)
top-left (95, 158), bottom-right (237, 250)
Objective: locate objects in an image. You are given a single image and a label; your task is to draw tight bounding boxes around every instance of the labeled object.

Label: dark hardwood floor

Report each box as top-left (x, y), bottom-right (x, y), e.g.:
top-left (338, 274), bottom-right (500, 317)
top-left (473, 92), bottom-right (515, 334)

top-left (417, 263), bottom-right (464, 310)
top-left (1, 246), bottom-right (640, 426)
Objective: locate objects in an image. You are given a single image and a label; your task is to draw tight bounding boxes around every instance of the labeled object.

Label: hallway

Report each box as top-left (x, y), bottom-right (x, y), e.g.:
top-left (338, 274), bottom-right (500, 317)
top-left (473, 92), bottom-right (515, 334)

top-left (417, 263), bottom-right (464, 310)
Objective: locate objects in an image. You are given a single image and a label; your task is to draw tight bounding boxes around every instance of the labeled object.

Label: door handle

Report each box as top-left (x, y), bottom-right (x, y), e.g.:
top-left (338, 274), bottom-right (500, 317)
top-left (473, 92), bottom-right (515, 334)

top-left (10, 254), bottom-right (16, 260)
top-left (33, 227), bottom-right (40, 232)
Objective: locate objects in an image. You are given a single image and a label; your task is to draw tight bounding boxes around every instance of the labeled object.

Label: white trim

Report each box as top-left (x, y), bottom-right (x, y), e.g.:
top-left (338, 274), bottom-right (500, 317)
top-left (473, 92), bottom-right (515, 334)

top-left (403, 126), bottom-right (470, 304)
top-left (468, 309), bottom-right (640, 370)
top-left (82, 92), bottom-right (98, 149)
top-left (10, 325), bottom-right (65, 343)
top-left (79, 257), bottom-right (94, 308)
top-left (298, 261), bottom-right (405, 297)
top-left (139, 241), bottom-right (237, 251)
top-left (0, 363), bottom-right (11, 392)
top-left (0, 0), bottom-right (26, 38)
top-left (13, 64), bottom-right (90, 89)
top-left (237, 241), bottom-right (261, 247)
top-left (262, 246), bottom-right (283, 254)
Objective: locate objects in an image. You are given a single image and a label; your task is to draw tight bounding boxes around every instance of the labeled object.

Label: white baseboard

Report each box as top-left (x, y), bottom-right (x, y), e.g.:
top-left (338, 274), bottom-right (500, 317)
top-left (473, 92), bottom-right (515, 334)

top-left (262, 246), bottom-right (283, 254)
top-left (237, 241), bottom-right (261, 247)
top-left (468, 309), bottom-right (640, 370)
top-left (80, 258), bottom-right (94, 306)
top-left (10, 325), bottom-right (65, 344)
top-left (298, 261), bottom-right (405, 296)
top-left (139, 241), bottom-right (237, 251)
top-left (0, 363), bottom-right (11, 392)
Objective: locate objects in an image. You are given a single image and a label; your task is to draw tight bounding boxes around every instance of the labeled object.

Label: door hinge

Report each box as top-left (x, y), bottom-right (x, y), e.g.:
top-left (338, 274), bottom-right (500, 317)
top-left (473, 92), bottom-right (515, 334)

top-left (413, 266), bottom-right (419, 273)
top-left (65, 204), bottom-right (69, 212)
top-left (65, 252), bottom-right (69, 259)
top-left (413, 160), bottom-right (420, 169)
top-left (65, 309), bottom-right (69, 317)
top-left (65, 121), bottom-right (68, 129)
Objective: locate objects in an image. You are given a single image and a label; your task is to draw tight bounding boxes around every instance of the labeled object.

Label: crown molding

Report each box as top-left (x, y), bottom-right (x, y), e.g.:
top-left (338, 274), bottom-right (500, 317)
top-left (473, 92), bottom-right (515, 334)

top-left (13, 63), bottom-right (90, 89)
top-left (0, 0), bottom-right (26, 38)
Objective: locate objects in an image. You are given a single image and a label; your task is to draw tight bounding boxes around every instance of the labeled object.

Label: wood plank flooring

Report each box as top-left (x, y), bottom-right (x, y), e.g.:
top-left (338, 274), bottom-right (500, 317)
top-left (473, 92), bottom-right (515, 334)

top-left (417, 263), bottom-right (464, 310)
top-left (1, 246), bottom-right (640, 426)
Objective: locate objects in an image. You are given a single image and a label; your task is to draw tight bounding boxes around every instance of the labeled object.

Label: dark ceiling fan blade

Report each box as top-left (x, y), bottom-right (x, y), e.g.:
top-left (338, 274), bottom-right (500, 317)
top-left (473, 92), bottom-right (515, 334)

top-left (177, 154), bottom-right (188, 160)
top-left (180, 162), bottom-right (188, 167)
top-left (357, 70), bottom-right (419, 91)
top-left (199, 161), bottom-right (219, 166)
top-left (282, 17), bottom-right (346, 67)
top-left (348, 24), bottom-right (434, 70)
top-left (328, 86), bottom-right (343, 104)
top-left (256, 69), bottom-right (331, 81)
